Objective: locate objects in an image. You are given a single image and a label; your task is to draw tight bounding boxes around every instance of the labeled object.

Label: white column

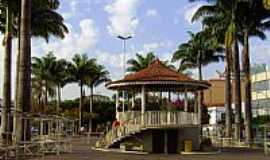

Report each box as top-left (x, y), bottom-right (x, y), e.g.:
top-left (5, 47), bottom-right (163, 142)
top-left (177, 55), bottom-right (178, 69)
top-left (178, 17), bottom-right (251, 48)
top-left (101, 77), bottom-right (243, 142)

top-left (141, 85), bottom-right (146, 124)
top-left (122, 91), bottom-right (125, 113)
top-left (116, 91), bottom-right (120, 120)
top-left (184, 89), bottom-right (188, 112)
top-left (131, 93), bottom-right (135, 109)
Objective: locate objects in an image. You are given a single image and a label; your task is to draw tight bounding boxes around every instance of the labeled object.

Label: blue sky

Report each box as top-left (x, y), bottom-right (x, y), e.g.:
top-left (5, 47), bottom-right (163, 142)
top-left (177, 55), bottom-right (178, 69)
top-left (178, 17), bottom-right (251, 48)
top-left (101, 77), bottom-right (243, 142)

top-left (1, 0), bottom-right (270, 100)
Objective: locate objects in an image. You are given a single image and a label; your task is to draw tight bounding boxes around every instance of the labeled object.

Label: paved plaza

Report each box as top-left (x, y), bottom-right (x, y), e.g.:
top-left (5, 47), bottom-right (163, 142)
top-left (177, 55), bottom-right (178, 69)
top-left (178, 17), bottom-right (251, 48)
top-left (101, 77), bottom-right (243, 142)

top-left (30, 136), bottom-right (269, 160)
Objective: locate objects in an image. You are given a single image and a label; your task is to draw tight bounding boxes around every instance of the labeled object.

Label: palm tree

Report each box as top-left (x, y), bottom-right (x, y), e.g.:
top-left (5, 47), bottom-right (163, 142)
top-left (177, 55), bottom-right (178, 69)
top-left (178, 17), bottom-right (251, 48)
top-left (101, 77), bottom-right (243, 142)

top-left (31, 76), bottom-right (46, 113)
top-left (126, 52), bottom-right (156, 72)
top-left (0, 0), bottom-right (15, 136)
top-left (6, 0), bottom-right (68, 143)
top-left (15, 0), bottom-right (68, 110)
top-left (191, 0), bottom-right (270, 143)
top-left (32, 55), bottom-right (68, 114)
top-left (172, 30), bottom-right (224, 125)
top-left (68, 54), bottom-right (96, 130)
top-left (49, 59), bottom-right (69, 114)
top-left (32, 52), bottom-right (57, 106)
top-left (15, 0), bottom-right (31, 143)
top-left (190, 0), bottom-right (237, 138)
top-left (87, 62), bottom-right (109, 133)
top-left (237, 0), bottom-right (270, 144)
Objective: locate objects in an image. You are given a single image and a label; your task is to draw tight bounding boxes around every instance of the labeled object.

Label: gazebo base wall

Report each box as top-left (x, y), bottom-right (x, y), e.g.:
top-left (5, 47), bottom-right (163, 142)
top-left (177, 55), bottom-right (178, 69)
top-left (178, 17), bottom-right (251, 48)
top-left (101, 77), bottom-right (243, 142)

top-left (120, 127), bottom-right (200, 154)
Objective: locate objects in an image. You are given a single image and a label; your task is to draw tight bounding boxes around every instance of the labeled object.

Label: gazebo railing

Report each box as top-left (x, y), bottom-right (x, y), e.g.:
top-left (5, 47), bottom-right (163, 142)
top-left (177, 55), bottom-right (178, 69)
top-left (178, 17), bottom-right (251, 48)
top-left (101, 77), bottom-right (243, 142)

top-left (101, 111), bottom-right (198, 148)
top-left (119, 111), bottom-right (199, 126)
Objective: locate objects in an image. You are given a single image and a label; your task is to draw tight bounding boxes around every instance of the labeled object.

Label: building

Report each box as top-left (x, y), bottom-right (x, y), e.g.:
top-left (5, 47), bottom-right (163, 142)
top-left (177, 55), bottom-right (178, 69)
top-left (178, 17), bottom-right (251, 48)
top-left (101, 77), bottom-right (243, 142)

top-left (251, 64), bottom-right (270, 116)
top-left (203, 79), bottom-right (246, 125)
top-left (204, 64), bottom-right (270, 126)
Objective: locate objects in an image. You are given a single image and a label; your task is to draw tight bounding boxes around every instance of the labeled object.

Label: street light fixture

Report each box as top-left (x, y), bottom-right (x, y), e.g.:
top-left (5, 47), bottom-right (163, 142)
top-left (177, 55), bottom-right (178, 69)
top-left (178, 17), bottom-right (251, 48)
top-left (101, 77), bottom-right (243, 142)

top-left (117, 35), bottom-right (132, 113)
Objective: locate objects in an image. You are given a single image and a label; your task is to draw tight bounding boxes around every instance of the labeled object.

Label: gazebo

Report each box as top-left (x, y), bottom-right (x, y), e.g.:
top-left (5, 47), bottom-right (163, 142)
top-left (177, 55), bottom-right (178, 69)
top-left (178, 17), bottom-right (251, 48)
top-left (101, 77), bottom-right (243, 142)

top-left (102, 59), bottom-right (210, 154)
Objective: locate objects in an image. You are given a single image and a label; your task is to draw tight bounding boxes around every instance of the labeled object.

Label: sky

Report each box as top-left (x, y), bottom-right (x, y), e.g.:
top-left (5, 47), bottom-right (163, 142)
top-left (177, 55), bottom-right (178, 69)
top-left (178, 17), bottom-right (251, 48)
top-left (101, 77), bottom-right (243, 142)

top-left (1, 0), bottom-right (270, 100)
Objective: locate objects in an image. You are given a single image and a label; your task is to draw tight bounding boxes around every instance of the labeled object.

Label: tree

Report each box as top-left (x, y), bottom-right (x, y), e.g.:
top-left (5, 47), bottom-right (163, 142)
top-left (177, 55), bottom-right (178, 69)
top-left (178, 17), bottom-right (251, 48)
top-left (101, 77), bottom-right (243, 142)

top-left (68, 54), bottom-right (96, 130)
top-left (18, 0), bottom-right (68, 109)
top-left (237, 0), bottom-right (270, 144)
top-left (32, 55), bottom-right (69, 114)
top-left (15, 0), bottom-right (68, 111)
top-left (15, 0), bottom-right (31, 144)
top-left (32, 52), bottom-right (57, 106)
top-left (190, 0), bottom-right (237, 138)
top-left (87, 62), bottom-right (109, 133)
top-left (0, 0), bottom-right (15, 136)
top-left (172, 30), bottom-right (224, 125)
top-left (126, 52), bottom-right (156, 73)
top-left (49, 59), bottom-right (69, 114)
top-left (190, 0), bottom-right (270, 143)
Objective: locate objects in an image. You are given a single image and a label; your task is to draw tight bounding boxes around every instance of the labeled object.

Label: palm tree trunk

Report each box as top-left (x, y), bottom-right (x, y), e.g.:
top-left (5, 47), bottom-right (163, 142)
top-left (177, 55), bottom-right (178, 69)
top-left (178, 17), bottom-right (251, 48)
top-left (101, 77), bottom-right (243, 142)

top-left (15, 0), bottom-right (32, 144)
top-left (233, 40), bottom-right (242, 140)
top-left (14, 9), bottom-right (21, 138)
top-left (225, 46), bottom-right (233, 138)
top-left (89, 85), bottom-right (94, 133)
top-left (1, 4), bottom-right (13, 137)
top-left (242, 30), bottom-right (253, 145)
top-left (197, 51), bottom-right (203, 125)
top-left (79, 83), bottom-right (83, 131)
top-left (57, 84), bottom-right (61, 114)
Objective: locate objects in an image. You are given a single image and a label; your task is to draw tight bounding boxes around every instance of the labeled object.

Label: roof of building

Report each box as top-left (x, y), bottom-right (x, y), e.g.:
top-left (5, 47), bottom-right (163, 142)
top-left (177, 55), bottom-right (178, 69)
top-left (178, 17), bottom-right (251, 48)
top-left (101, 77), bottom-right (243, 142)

top-left (106, 59), bottom-right (210, 92)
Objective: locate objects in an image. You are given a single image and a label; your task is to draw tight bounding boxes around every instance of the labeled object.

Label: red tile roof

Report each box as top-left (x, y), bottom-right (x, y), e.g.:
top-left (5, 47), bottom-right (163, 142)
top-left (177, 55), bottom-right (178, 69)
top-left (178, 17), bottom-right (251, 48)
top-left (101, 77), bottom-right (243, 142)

top-left (123, 59), bottom-right (194, 82)
top-left (106, 59), bottom-right (210, 91)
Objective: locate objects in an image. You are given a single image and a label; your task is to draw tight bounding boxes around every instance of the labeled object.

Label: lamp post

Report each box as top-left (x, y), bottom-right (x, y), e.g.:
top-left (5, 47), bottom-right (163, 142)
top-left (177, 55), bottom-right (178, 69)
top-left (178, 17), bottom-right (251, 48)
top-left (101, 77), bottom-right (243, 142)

top-left (117, 35), bottom-right (132, 113)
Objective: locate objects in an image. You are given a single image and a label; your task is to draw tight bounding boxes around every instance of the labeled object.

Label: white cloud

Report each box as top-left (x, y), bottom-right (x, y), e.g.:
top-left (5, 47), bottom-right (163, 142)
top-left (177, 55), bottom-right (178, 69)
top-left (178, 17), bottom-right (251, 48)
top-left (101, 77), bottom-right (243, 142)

top-left (70, 0), bottom-right (78, 13)
top-left (141, 41), bottom-right (173, 53)
top-left (105, 0), bottom-right (139, 36)
top-left (32, 18), bottom-right (98, 59)
top-left (146, 9), bottom-right (158, 17)
top-left (62, 0), bottom-right (92, 20)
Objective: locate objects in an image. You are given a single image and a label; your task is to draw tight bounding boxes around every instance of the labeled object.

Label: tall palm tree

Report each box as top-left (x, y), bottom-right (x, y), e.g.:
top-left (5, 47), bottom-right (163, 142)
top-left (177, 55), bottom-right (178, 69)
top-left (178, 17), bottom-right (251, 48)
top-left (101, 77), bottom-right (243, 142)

top-left (190, 0), bottom-right (237, 138)
top-left (15, 0), bottom-right (68, 110)
top-left (172, 30), bottom-right (224, 125)
top-left (0, 0), bottom-right (15, 136)
top-left (237, 0), bottom-right (270, 144)
top-left (191, 0), bottom-right (270, 143)
top-left (68, 54), bottom-right (96, 130)
top-left (87, 62), bottom-right (109, 133)
top-left (6, 0), bottom-right (68, 143)
top-left (15, 0), bottom-right (31, 143)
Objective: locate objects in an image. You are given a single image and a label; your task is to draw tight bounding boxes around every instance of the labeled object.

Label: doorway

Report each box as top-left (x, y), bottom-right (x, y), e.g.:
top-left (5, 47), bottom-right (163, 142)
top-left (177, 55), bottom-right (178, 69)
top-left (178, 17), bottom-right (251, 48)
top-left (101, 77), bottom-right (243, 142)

top-left (167, 130), bottom-right (178, 153)
top-left (152, 130), bottom-right (165, 153)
